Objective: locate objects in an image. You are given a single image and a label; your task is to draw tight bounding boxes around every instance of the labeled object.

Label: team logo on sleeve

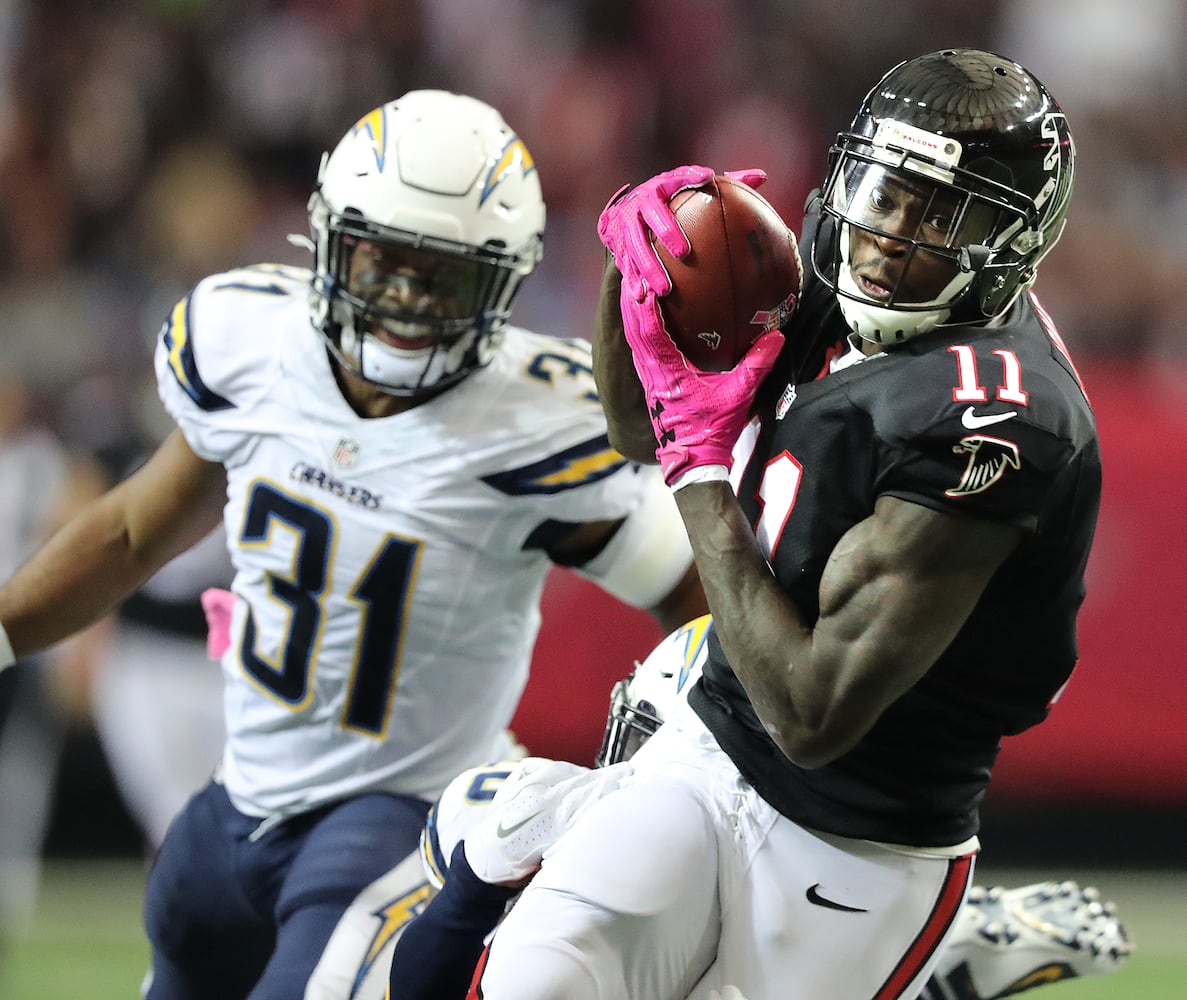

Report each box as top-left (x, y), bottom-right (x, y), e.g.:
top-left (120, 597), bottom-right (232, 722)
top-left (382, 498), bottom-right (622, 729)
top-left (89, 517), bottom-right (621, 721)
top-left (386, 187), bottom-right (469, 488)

top-left (163, 298), bottom-right (234, 412)
top-left (944, 435), bottom-right (1021, 497)
top-left (481, 434), bottom-right (627, 495)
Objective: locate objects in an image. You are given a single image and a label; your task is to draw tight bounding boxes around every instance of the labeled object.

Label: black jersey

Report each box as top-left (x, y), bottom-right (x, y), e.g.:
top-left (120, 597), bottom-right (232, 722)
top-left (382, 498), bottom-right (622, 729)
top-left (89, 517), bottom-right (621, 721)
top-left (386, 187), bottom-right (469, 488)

top-left (690, 213), bottom-right (1102, 847)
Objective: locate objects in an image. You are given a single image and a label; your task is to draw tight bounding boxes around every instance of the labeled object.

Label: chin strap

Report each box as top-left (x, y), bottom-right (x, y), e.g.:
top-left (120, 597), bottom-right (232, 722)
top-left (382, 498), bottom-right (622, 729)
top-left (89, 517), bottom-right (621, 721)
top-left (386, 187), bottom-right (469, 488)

top-left (958, 244), bottom-right (992, 272)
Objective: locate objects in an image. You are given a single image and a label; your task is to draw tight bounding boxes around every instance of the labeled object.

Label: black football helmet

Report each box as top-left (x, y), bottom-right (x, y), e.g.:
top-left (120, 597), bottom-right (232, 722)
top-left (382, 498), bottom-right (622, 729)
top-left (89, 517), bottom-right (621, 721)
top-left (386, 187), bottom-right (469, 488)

top-left (812, 48), bottom-right (1075, 345)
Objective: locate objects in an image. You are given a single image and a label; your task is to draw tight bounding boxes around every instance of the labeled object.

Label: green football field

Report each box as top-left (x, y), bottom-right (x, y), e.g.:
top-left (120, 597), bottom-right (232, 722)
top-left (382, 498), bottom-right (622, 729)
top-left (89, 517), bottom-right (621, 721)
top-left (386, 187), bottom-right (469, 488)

top-left (0, 862), bottom-right (1182, 999)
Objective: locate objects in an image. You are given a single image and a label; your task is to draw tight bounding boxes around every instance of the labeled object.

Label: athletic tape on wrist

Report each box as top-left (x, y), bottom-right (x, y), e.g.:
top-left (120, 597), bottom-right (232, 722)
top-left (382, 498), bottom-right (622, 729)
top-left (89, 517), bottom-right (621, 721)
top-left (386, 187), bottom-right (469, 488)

top-left (0, 621), bottom-right (15, 672)
top-left (669, 464), bottom-right (730, 492)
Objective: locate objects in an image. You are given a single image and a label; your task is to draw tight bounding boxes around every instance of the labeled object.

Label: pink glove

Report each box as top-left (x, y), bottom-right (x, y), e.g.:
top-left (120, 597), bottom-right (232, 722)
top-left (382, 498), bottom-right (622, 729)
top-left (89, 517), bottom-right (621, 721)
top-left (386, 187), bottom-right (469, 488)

top-left (620, 288), bottom-right (784, 487)
top-left (598, 165), bottom-right (713, 301)
top-left (200, 587), bottom-right (236, 659)
top-left (597, 166), bottom-right (768, 302)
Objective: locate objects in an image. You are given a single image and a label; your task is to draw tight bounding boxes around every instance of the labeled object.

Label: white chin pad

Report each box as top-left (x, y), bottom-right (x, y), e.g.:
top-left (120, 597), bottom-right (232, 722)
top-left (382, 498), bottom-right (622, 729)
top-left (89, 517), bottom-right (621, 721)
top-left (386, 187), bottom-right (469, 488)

top-left (342, 325), bottom-right (470, 393)
top-left (836, 225), bottom-right (951, 345)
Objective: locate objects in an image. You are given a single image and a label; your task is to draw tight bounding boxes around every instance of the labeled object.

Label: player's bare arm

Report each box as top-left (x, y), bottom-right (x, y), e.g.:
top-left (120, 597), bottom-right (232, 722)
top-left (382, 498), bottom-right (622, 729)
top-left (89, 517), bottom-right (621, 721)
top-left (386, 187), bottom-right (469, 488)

top-left (674, 485), bottom-right (1021, 767)
top-left (0, 428), bottom-right (226, 658)
top-left (591, 254), bottom-right (658, 464)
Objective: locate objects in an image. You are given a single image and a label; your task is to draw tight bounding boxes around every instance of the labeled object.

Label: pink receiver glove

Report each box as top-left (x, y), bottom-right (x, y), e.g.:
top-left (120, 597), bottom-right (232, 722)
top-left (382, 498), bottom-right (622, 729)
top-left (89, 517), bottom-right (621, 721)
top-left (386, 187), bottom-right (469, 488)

top-left (200, 587), bottom-right (236, 659)
top-left (597, 166), bottom-right (768, 302)
top-left (620, 289), bottom-right (784, 488)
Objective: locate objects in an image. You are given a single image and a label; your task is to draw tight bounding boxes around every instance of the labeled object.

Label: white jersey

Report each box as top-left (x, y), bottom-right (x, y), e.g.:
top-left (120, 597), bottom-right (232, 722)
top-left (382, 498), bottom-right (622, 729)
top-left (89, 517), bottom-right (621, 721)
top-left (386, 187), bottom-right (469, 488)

top-left (156, 263), bottom-right (660, 818)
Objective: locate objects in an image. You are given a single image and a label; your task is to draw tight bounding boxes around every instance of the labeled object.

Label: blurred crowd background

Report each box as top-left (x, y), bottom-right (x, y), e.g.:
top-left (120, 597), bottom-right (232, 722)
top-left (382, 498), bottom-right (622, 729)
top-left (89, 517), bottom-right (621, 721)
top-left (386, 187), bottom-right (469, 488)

top-left (2, 0), bottom-right (1185, 872)
top-left (5, 0), bottom-right (1187, 421)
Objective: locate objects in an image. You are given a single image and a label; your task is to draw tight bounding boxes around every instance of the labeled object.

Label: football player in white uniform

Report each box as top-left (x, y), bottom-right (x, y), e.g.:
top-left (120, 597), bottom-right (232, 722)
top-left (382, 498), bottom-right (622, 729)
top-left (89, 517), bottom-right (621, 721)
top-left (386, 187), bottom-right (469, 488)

top-left (390, 616), bottom-right (1131, 1000)
top-left (0, 91), bottom-right (703, 1000)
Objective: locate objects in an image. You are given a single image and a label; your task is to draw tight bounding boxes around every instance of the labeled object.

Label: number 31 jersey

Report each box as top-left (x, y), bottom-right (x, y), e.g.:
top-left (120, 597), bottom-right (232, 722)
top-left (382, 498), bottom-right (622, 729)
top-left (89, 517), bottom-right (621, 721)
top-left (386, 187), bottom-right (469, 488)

top-left (156, 264), bottom-right (656, 819)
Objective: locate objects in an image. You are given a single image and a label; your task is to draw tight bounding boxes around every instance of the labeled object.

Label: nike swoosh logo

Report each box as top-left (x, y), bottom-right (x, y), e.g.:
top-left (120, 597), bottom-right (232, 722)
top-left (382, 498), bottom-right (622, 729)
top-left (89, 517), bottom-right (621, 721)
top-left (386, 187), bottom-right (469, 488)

top-left (961, 406), bottom-right (1018, 430)
top-left (806, 883), bottom-right (868, 913)
top-left (496, 811), bottom-right (543, 839)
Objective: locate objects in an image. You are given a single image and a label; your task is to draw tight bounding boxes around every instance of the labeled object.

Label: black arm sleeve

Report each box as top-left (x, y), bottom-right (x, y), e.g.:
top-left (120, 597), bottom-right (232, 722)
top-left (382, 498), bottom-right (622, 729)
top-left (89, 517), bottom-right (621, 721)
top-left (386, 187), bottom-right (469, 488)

top-left (388, 844), bottom-right (519, 1000)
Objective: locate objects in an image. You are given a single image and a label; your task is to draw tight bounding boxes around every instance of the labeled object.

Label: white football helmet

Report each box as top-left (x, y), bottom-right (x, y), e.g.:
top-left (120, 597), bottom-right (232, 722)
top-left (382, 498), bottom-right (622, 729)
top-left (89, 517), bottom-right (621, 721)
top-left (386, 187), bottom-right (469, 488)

top-left (305, 90), bottom-right (545, 396)
top-left (595, 614), bottom-right (713, 767)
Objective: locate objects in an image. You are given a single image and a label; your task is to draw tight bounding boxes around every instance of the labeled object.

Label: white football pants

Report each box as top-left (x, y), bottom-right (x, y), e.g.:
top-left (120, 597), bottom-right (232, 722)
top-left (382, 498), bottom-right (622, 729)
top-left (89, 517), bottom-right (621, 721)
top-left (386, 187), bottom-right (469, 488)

top-left (481, 698), bottom-right (976, 1000)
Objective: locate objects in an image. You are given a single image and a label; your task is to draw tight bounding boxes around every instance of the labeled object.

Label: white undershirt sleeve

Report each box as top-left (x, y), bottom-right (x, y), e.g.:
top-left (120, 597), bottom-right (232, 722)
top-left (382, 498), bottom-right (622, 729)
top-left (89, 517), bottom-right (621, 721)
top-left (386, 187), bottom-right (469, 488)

top-left (576, 472), bottom-right (693, 609)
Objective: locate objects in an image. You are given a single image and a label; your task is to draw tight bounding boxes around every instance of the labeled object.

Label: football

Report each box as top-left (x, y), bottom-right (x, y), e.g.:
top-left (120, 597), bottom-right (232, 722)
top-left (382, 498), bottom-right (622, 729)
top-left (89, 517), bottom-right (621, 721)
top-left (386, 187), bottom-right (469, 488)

top-left (652, 175), bottom-right (802, 371)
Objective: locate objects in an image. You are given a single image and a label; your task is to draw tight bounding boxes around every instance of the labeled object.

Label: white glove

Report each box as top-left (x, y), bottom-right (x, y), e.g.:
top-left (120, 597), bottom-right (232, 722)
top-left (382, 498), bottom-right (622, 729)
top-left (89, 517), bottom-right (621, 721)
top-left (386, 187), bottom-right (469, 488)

top-left (463, 759), bottom-right (633, 886)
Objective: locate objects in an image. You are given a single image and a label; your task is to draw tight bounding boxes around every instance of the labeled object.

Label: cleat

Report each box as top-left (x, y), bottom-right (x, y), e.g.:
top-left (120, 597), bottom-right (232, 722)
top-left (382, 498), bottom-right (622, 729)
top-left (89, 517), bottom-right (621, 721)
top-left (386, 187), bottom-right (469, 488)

top-left (929, 880), bottom-right (1133, 999)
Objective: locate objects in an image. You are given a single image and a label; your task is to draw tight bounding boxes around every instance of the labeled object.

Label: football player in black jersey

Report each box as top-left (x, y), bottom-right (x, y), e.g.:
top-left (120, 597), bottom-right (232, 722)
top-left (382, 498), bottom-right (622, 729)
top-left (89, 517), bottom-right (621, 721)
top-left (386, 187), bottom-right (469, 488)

top-left (478, 49), bottom-right (1104, 1000)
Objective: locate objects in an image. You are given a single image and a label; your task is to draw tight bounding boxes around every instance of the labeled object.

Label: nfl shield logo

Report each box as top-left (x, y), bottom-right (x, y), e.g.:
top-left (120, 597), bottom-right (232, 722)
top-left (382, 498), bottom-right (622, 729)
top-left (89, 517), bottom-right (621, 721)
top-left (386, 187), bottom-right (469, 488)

top-left (333, 438), bottom-right (360, 468)
top-left (775, 383), bottom-right (797, 420)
